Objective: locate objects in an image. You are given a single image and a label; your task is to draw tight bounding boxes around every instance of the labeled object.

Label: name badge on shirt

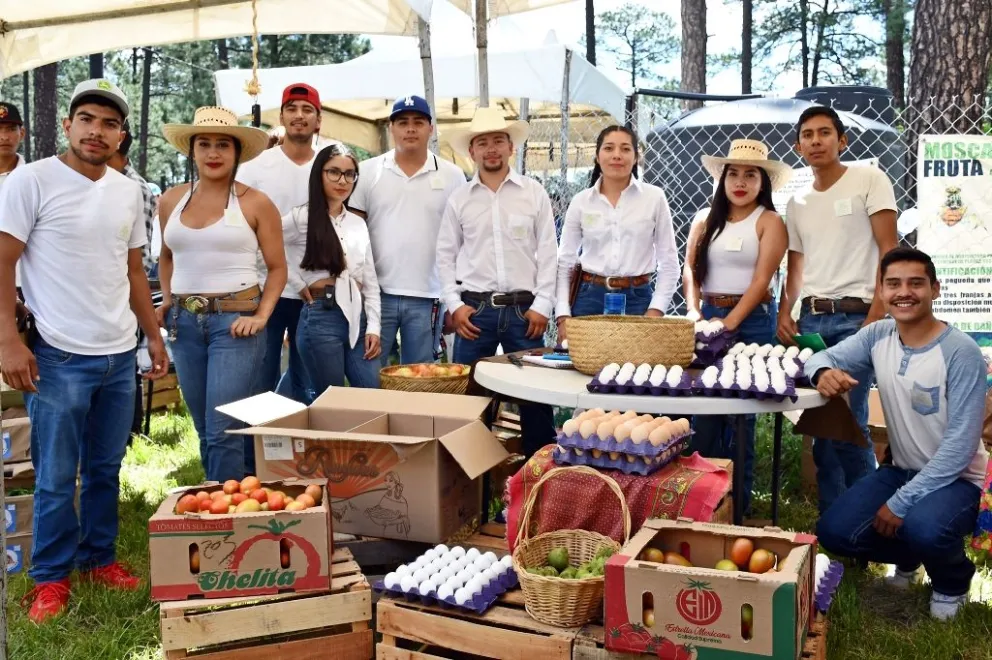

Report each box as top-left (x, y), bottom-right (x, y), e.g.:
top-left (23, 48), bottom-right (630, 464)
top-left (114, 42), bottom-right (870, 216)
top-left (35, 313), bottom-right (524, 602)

top-left (429, 173), bottom-right (445, 190)
top-left (117, 223), bottom-right (132, 242)
top-left (223, 209), bottom-right (242, 227)
top-left (725, 237), bottom-right (744, 252)
top-left (581, 212), bottom-right (601, 228)
top-left (834, 198), bottom-right (853, 217)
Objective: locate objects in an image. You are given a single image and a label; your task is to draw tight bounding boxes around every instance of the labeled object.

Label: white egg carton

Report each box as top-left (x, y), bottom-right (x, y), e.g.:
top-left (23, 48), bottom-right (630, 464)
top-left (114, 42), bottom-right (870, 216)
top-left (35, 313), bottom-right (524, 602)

top-left (373, 545), bottom-right (518, 615)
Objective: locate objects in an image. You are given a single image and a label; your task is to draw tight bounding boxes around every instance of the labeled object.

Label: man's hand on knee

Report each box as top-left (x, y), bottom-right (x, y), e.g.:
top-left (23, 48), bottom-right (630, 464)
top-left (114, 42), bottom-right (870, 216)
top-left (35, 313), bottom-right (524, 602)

top-left (873, 503), bottom-right (903, 538)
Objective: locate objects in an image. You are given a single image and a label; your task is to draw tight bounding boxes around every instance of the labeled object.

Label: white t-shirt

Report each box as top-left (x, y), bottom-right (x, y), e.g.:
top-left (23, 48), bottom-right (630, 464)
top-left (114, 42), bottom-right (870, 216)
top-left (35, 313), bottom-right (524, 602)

top-left (350, 150), bottom-right (466, 299)
top-left (785, 166), bottom-right (897, 301)
top-left (0, 155), bottom-right (26, 287)
top-left (236, 146), bottom-right (316, 299)
top-left (0, 157), bottom-right (146, 355)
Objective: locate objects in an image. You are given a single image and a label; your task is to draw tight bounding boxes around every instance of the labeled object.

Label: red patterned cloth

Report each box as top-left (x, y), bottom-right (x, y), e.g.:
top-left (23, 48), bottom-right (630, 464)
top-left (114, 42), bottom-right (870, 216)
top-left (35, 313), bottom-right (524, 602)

top-left (505, 447), bottom-right (731, 553)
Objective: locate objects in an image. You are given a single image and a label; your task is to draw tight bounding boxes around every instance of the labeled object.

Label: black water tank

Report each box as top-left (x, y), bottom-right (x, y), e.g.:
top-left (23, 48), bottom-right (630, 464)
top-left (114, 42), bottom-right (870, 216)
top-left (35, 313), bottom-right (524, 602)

top-left (794, 85), bottom-right (895, 123)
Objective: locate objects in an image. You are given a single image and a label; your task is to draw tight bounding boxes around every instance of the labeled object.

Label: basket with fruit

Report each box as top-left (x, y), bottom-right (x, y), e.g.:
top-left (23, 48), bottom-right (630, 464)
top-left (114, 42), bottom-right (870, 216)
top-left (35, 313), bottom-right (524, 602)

top-left (512, 465), bottom-right (630, 627)
top-left (380, 362), bottom-right (472, 395)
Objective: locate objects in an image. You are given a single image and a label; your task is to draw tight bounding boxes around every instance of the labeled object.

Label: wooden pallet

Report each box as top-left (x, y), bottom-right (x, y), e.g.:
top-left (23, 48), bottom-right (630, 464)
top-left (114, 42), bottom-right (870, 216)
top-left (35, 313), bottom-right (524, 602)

top-left (159, 547), bottom-right (372, 660)
top-left (145, 372), bottom-right (182, 412)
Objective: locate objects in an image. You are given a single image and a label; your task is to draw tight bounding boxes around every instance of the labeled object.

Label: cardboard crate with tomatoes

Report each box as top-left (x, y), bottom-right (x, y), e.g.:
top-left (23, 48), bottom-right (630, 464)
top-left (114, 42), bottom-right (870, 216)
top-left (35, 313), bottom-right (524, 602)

top-left (604, 518), bottom-right (816, 660)
top-left (149, 476), bottom-right (334, 602)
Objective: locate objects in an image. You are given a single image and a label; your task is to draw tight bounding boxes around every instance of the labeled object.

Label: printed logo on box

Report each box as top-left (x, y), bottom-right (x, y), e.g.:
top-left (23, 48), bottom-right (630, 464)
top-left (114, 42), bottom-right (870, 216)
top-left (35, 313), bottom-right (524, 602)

top-left (2, 431), bottom-right (10, 460)
top-left (675, 579), bottom-right (723, 626)
top-left (6, 545), bottom-right (24, 573)
top-left (4, 504), bottom-right (14, 533)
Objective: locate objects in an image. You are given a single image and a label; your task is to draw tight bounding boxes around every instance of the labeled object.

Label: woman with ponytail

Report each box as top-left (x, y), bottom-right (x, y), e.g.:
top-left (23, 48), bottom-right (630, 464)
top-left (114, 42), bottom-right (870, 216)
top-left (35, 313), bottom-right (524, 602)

top-left (555, 126), bottom-right (679, 337)
top-left (286, 143), bottom-right (381, 394)
top-left (684, 139), bottom-right (791, 515)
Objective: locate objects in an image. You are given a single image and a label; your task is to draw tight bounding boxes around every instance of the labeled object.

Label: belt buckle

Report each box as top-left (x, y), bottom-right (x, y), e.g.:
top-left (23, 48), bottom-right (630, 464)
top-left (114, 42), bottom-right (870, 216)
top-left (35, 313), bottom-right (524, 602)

top-left (810, 298), bottom-right (834, 316)
top-left (489, 293), bottom-right (507, 308)
top-left (604, 276), bottom-right (623, 291)
top-left (183, 295), bottom-right (210, 314)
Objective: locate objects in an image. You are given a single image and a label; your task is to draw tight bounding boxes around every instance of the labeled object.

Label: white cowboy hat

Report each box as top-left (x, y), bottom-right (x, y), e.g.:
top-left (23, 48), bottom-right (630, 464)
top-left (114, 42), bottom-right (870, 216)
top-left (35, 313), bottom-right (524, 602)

top-left (700, 139), bottom-right (794, 191)
top-left (446, 107), bottom-right (530, 158)
top-left (163, 106), bottom-right (270, 164)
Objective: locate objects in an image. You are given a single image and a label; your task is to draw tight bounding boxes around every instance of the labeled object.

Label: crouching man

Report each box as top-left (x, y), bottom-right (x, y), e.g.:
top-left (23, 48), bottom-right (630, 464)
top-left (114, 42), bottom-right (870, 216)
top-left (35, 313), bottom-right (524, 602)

top-left (807, 247), bottom-right (987, 621)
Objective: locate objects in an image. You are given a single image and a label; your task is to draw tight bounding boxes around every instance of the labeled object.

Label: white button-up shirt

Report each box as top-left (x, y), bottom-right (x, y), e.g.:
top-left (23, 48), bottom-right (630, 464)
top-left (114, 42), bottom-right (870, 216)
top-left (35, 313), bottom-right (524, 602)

top-left (437, 169), bottom-right (558, 318)
top-left (555, 176), bottom-right (680, 317)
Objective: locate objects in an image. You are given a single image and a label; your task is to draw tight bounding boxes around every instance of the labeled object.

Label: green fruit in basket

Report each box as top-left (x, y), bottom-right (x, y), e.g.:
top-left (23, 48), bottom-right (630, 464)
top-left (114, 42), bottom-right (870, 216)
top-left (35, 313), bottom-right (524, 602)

top-left (526, 568), bottom-right (543, 575)
top-left (575, 568), bottom-right (593, 579)
top-left (543, 566), bottom-right (560, 577)
top-left (547, 547), bottom-right (570, 572)
top-left (595, 546), bottom-right (617, 561)
top-left (559, 567), bottom-right (578, 580)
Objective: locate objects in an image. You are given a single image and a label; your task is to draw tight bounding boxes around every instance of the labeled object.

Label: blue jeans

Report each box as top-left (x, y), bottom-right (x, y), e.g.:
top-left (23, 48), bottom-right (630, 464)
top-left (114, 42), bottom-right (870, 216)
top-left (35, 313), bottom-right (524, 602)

top-left (24, 339), bottom-right (136, 582)
top-left (258, 297), bottom-right (311, 403)
top-left (570, 281), bottom-right (654, 317)
top-left (799, 304), bottom-right (877, 513)
top-left (453, 301), bottom-right (555, 456)
top-left (817, 466), bottom-right (980, 596)
top-left (379, 293), bottom-right (440, 366)
top-left (169, 307), bottom-right (264, 482)
top-left (689, 301), bottom-right (778, 515)
top-left (296, 303), bottom-right (380, 393)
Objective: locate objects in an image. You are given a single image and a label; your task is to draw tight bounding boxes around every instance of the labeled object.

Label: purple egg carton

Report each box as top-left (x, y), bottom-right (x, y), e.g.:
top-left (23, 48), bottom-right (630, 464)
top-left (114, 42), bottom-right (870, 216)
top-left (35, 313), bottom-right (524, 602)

top-left (586, 371), bottom-right (693, 396)
top-left (695, 327), bottom-right (738, 343)
top-left (552, 435), bottom-right (690, 476)
top-left (690, 378), bottom-right (798, 402)
top-left (557, 427), bottom-right (692, 459)
top-left (814, 560), bottom-right (844, 612)
top-left (373, 568), bottom-right (519, 615)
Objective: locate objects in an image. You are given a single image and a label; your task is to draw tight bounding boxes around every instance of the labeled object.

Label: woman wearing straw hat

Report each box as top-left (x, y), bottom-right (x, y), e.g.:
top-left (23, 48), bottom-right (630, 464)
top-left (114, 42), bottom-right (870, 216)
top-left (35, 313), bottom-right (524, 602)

top-left (683, 138), bottom-right (792, 516)
top-left (156, 106), bottom-right (288, 482)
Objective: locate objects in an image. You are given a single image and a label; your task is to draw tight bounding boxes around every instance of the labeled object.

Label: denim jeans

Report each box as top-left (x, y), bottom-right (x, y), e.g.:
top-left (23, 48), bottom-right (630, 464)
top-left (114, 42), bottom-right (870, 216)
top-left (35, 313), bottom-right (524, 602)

top-left (296, 303), bottom-right (381, 393)
top-left (570, 281), bottom-right (655, 317)
top-left (816, 466), bottom-right (980, 596)
top-left (24, 338), bottom-right (136, 582)
top-left (379, 293), bottom-right (440, 366)
top-left (257, 297), bottom-right (311, 403)
top-left (169, 307), bottom-right (264, 482)
top-left (799, 303), bottom-right (877, 513)
top-left (689, 301), bottom-right (778, 515)
top-left (453, 301), bottom-right (556, 456)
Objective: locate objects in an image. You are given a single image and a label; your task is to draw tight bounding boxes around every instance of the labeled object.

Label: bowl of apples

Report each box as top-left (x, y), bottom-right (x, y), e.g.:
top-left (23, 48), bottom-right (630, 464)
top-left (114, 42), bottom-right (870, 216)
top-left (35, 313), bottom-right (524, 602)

top-left (380, 362), bottom-right (473, 395)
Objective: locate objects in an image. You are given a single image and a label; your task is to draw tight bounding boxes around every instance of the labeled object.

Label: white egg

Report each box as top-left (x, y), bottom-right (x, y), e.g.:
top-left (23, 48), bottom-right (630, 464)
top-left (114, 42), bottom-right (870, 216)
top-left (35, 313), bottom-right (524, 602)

top-left (400, 575), bottom-right (418, 592)
top-left (423, 549), bottom-right (439, 562)
top-left (454, 588), bottom-right (471, 605)
top-left (449, 546), bottom-right (466, 559)
top-left (482, 552), bottom-right (498, 564)
top-left (499, 555), bottom-right (514, 569)
top-left (429, 558), bottom-right (445, 573)
top-left (384, 572), bottom-right (400, 589)
top-left (419, 580), bottom-right (436, 597)
top-left (456, 569), bottom-right (474, 584)
top-left (445, 575), bottom-right (464, 590)
top-left (465, 548), bottom-right (481, 561)
top-left (395, 564), bottom-right (411, 577)
top-left (467, 577), bottom-right (484, 595)
top-left (412, 568), bottom-right (430, 584)
top-left (435, 544), bottom-right (450, 554)
top-left (437, 566), bottom-right (455, 583)
top-left (481, 567), bottom-right (498, 583)
top-left (437, 583), bottom-right (454, 600)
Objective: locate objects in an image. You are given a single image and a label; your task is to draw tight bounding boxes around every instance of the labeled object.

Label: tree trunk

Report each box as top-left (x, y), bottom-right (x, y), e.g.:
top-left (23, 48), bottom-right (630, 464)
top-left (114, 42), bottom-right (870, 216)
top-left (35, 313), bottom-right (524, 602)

top-left (883, 0), bottom-right (906, 108)
top-left (742, 0), bottom-right (753, 94)
top-left (216, 39), bottom-right (230, 69)
top-left (21, 72), bottom-right (31, 163)
top-left (89, 53), bottom-right (104, 78)
top-left (680, 0), bottom-right (707, 110)
top-left (138, 48), bottom-right (153, 177)
top-left (585, 0), bottom-right (596, 65)
top-left (33, 63), bottom-right (58, 161)
top-left (267, 35), bottom-right (280, 67)
top-left (799, 0), bottom-right (810, 87)
top-left (810, 0), bottom-right (828, 87)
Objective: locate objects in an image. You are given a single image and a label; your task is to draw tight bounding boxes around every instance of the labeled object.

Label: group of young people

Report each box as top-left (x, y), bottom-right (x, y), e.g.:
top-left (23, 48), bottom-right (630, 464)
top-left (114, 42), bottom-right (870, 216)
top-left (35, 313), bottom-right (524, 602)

top-left (0, 76), bottom-right (986, 625)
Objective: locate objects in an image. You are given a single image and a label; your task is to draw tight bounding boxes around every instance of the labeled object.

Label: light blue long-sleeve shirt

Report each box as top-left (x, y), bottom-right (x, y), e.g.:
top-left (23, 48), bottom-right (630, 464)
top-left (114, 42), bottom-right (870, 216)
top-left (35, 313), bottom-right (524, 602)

top-left (804, 319), bottom-right (987, 518)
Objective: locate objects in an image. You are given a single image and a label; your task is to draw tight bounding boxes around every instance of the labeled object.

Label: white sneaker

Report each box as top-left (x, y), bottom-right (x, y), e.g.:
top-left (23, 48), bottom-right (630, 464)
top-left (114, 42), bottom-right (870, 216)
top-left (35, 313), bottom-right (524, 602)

top-left (884, 567), bottom-right (920, 590)
top-left (930, 592), bottom-right (968, 621)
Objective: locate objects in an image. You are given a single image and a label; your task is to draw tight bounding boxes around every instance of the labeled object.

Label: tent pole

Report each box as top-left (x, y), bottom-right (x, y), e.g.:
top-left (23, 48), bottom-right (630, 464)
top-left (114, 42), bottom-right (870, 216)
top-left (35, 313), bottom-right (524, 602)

top-left (475, 0), bottom-right (489, 108)
top-left (516, 98), bottom-right (530, 174)
top-left (559, 49), bottom-right (572, 188)
top-left (418, 17), bottom-right (439, 154)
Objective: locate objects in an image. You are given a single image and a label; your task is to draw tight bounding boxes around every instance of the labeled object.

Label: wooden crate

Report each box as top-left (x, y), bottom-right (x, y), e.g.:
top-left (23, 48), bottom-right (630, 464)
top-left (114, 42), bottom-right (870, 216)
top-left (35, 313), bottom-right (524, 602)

top-left (376, 590), bottom-right (575, 660)
top-left (159, 547), bottom-right (372, 660)
top-left (801, 615), bottom-right (828, 660)
top-left (145, 372), bottom-right (182, 412)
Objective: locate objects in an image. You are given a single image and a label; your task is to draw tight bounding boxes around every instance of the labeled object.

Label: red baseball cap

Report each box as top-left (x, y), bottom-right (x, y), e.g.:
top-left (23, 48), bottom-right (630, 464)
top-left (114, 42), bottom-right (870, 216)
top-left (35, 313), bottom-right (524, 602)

top-left (282, 83), bottom-right (320, 110)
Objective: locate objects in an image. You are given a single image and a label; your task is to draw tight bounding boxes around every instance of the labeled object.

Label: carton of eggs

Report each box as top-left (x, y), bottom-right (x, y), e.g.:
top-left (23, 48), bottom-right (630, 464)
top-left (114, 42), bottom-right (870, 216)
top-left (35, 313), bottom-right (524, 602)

top-left (587, 362), bottom-right (692, 395)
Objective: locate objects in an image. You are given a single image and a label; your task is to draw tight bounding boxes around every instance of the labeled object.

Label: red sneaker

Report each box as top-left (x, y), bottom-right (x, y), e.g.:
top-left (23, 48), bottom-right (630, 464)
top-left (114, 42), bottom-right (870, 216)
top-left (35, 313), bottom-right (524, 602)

top-left (20, 579), bottom-right (71, 624)
top-left (79, 562), bottom-right (141, 591)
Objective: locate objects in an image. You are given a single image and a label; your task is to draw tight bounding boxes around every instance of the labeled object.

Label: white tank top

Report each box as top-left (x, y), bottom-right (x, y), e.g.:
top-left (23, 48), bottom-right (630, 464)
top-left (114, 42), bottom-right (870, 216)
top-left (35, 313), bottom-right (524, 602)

top-left (701, 205), bottom-right (763, 296)
top-left (164, 185), bottom-right (260, 295)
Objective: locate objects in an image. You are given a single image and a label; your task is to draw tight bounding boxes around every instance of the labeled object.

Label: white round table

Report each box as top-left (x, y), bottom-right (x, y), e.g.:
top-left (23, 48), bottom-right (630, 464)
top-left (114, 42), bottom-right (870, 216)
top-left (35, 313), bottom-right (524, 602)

top-left (474, 360), bottom-right (828, 525)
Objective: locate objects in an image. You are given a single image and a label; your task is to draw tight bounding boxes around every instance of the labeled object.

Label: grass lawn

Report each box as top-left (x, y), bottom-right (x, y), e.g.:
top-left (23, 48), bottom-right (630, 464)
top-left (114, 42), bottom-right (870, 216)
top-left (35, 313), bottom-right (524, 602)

top-left (6, 411), bottom-right (992, 659)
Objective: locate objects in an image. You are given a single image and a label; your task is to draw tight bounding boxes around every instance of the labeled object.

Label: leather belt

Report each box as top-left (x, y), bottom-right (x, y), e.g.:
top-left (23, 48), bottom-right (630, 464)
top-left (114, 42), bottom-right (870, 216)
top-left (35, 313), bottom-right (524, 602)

top-left (308, 279), bottom-right (336, 299)
top-left (175, 285), bottom-right (261, 314)
top-left (803, 296), bottom-right (872, 315)
top-left (462, 291), bottom-right (535, 308)
top-left (581, 272), bottom-right (653, 290)
top-left (703, 291), bottom-right (773, 309)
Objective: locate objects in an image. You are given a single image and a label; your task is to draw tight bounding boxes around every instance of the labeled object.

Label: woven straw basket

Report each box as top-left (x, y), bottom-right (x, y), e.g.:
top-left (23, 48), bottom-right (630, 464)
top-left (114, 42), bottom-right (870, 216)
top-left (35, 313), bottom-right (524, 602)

top-left (565, 315), bottom-right (695, 375)
top-left (512, 466), bottom-right (631, 627)
top-left (379, 364), bottom-right (470, 395)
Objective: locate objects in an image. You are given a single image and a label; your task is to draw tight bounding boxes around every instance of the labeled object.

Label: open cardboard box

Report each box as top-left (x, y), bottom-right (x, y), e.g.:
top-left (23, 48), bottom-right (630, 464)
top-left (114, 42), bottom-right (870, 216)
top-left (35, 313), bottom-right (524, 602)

top-left (2, 408), bottom-right (30, 462)
top-left (5, 532), bottom-right (32, 574)
top-left (605, 519), bottom-right (816, 660)
top-left (149, 478), bottom-right (333, 602)
top-left (5, 493), bottom-right (33, 535)
top-left (219, 388), bottom-right (509, 544)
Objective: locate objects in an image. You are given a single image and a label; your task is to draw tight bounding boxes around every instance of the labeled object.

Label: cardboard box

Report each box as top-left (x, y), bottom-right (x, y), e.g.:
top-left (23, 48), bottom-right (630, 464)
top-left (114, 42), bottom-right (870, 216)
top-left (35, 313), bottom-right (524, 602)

top-left (5, 532), bottom-right (32, 574)
top-left (221, 389), bottom-right (509, 544)
top-left (605, 519), bottom-right (816, 660)
top-left (4, 461), bottom-right (34, 491)
top-left (148, 478), bottom-right (333, 602)
top-left (4, 493), bottom-right (33, 534)
top-left (867, 388), bottom-right (887, 446)
top-left (2, 409), bottom-right (30, 463)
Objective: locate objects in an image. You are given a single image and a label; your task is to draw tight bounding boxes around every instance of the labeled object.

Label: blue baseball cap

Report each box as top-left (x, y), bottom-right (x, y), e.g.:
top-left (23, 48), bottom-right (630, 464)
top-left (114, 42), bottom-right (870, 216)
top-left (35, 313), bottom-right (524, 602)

top-left (390, 95), bottom-right (432, 121)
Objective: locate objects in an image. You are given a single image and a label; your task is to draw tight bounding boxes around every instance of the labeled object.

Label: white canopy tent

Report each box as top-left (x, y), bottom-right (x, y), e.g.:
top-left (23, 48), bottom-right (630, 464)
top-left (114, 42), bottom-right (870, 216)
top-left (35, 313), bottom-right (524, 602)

top-left (214, 42), bottom-right (628, 172)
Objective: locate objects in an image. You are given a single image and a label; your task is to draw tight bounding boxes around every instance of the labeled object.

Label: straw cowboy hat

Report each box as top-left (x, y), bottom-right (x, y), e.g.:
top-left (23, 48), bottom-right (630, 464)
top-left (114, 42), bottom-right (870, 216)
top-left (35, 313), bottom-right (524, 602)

top-left (701, 139), bottom-right (794, 191)
top-left (163, 106), bottom-right (270, 163)
top-left (447, 107), bottom-right (530, 158)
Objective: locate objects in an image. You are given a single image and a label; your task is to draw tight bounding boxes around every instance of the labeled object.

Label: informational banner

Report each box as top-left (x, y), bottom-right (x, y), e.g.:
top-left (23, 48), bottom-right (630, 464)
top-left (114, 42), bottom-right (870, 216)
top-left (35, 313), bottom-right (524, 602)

top-left (917, 135), bottom-right (992, 368)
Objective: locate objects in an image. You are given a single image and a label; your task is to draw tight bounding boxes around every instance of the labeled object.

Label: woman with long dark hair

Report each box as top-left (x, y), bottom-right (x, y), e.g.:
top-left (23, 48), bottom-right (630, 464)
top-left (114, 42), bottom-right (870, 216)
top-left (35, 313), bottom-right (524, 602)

top-left (287, 143), bottom-right (381, 394)
top-left (157, 107), bottom-right (287, 482)
top-left (555, 125), bottom-right (679, 336)
top-left (683, 139), bottom-right (791, 515)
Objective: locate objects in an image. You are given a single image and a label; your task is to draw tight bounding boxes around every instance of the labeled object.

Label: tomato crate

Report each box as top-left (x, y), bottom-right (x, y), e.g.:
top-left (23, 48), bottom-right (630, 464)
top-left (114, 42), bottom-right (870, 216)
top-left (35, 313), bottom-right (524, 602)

top-left (376, 590), bottom-right (576, 660)
top-left (159, 547), bottom-right (371, 660)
